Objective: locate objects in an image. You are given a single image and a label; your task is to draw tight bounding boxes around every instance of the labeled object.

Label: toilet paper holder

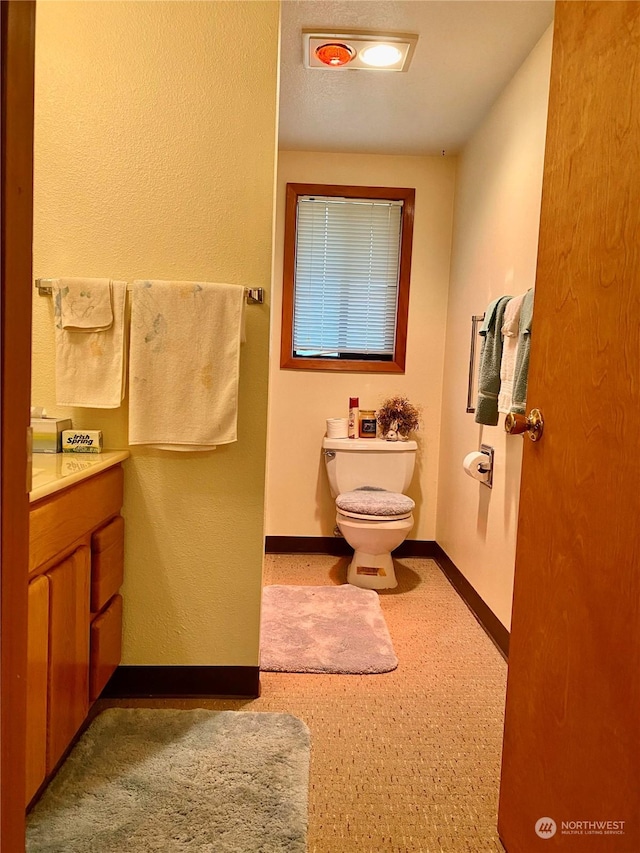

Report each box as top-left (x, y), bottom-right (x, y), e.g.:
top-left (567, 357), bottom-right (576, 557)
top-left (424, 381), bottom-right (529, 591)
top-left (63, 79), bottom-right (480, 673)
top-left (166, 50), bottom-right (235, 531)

top-left (479, 444), bottom-right (494, 489)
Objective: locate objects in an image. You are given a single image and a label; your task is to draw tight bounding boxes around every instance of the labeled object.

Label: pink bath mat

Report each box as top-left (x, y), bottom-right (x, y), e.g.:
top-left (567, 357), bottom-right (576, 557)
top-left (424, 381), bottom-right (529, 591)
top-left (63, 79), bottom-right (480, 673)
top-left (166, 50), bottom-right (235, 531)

top-left (260, 585), bottom-right (398, 674)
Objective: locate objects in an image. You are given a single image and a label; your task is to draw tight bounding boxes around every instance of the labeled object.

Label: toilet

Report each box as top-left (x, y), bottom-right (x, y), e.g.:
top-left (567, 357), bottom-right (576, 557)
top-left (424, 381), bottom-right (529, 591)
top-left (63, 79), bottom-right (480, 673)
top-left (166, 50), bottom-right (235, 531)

top-left (322, 437), bottom-right (418, 590)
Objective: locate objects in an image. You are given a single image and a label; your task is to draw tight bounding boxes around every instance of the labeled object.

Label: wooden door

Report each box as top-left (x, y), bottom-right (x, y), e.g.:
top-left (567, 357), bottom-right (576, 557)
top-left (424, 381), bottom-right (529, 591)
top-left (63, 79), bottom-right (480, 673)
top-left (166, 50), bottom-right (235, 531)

top-left (499, 3), bottom-right (640, 851)
top-left (1, 1), bottom-right (35, 848)
top-left (25, 576), bottom-right (49, 806)
top-left (47, 547), bottom-right (91, 772)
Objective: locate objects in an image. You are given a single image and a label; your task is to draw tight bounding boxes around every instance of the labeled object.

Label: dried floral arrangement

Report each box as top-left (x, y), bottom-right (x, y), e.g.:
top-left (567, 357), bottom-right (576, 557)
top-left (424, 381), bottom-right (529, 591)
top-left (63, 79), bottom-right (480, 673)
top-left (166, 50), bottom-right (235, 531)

top-left (377, 396), bottom-right (421, 440)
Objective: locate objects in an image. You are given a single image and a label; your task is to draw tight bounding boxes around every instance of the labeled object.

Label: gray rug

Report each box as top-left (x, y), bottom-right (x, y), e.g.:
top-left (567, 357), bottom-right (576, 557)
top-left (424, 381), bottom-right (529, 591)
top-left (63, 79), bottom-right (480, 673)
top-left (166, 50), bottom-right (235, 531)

top-left (27, 709), bottom-right (310, 853)
top-left (260, 585), bottom-right (398, 674)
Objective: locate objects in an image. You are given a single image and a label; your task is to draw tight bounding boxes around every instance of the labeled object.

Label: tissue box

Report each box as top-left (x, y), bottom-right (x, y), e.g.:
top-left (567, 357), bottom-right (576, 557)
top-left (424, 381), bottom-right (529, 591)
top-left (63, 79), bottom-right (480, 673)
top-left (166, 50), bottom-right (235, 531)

top-left (31, 418), bottom-right (72, 453)
top-left (62, 430), bottom-right (103, 453)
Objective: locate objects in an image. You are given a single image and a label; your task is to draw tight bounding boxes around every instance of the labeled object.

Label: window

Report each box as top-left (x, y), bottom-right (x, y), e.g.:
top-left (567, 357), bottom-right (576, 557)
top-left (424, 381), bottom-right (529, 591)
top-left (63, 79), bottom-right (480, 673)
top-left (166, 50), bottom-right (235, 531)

top-left (280, 183), bottom-right (415, 372)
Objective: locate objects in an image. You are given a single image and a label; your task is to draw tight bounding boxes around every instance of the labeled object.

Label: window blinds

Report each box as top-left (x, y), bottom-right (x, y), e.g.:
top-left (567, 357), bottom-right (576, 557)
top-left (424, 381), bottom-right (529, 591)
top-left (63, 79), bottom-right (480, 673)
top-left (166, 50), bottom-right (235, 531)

top-left (293, 195), bottom-right (403, 357)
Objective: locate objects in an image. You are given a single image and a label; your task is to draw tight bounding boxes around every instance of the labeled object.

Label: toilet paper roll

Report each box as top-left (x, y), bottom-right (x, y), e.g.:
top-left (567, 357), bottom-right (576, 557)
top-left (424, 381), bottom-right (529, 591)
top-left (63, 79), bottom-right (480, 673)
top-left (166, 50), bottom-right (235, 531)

top-left (326, 417), bottom-right (349, 438)
top-left (463, 451), bottom-right (491, 483)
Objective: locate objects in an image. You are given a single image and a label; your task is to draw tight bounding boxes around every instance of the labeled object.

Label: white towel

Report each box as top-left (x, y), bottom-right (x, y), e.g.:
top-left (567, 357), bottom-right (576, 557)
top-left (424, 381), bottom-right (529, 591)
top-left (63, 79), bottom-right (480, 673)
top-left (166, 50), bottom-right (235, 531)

top-left (498, 292), bottom-right (526, 414)
top-left (56, 278), bottom-right (113, 331)
top-left (128, 281), bottom-right (245, 450)
top-left (54, 281), bottom-right (127, 408)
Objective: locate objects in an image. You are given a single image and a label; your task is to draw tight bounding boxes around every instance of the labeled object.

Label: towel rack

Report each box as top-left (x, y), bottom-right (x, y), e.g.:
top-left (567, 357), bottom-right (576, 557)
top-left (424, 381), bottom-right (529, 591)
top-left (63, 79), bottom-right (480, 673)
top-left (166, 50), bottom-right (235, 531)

top-left (34, 279), bottom-right (264, 304)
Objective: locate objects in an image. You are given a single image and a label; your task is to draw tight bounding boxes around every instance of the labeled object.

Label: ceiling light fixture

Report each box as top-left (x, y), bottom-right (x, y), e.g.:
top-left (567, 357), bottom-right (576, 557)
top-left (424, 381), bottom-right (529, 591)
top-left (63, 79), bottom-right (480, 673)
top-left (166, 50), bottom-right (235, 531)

top-left (304, 29), bottom-right (418, 72)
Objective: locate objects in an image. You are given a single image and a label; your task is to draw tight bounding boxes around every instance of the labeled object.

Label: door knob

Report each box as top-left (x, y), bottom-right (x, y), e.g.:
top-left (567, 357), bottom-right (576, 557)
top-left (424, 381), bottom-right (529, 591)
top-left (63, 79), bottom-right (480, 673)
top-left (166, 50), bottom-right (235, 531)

top-left (504, 408), bottom-right (544, 441)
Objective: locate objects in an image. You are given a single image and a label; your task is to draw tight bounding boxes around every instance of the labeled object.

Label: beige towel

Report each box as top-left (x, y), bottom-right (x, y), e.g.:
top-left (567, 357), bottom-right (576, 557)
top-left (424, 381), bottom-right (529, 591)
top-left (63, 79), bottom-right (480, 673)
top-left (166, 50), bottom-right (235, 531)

top-left (128, 280), bottom-right (245, 450)
top-left (56, 278), bottom-right (113, 331)
top-left (54, 281), bottom-right (127, 408)
top-left (498, 292), bottom-right (526, 414)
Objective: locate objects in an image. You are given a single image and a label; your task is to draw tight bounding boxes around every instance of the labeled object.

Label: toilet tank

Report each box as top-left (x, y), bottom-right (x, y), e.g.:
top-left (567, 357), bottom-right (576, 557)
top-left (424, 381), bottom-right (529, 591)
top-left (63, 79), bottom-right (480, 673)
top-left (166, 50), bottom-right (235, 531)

top-left (322, 437), bottom-right (417, 497)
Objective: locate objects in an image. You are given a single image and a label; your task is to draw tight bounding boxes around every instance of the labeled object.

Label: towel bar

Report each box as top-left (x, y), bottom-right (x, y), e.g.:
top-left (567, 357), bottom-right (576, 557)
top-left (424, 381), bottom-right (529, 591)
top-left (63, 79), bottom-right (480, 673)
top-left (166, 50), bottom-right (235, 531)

top-left (34, 279), bottom-right (264, 304)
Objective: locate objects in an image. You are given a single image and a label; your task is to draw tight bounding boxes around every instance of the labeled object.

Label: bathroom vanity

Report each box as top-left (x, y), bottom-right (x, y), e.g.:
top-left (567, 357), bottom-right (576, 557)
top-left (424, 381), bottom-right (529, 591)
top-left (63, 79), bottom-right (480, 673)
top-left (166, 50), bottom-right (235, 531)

top-left (26, 451), bottom-right (129, 805)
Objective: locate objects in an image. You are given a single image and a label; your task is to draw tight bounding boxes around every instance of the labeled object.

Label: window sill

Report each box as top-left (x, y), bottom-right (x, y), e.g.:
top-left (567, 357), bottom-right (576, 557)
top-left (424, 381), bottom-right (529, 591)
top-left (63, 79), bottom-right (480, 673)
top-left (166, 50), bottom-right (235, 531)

top-left (280, 355), bottom-right (405, 373)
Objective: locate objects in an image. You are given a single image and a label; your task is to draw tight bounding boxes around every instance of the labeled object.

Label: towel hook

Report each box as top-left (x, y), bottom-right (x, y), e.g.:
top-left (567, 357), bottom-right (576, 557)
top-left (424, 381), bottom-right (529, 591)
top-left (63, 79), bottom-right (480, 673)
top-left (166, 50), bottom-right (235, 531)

top-left (245, 288), bottom-right (264, 304)
top-left (35, 278), bottom-right (55, 296)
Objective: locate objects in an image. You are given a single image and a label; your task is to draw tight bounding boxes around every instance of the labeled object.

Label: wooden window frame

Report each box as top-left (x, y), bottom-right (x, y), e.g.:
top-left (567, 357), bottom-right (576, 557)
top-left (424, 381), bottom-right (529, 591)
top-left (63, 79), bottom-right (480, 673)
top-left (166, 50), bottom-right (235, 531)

top-left (280, 183), bottom-right (415, 373)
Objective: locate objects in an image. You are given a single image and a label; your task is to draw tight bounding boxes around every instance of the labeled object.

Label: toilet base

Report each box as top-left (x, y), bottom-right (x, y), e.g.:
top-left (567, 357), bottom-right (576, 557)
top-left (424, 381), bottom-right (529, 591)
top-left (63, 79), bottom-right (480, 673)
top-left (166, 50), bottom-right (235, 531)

top-left (347, 551), bottom-right (397, 590)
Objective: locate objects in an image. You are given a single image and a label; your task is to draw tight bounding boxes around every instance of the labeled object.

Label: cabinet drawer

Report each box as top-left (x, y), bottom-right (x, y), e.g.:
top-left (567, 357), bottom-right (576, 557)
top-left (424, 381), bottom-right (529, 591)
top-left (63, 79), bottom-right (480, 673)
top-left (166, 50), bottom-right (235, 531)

top-left (90, 594), bottom-right (123, 702)
top-left (91, 516), bottom-right (124, 612)
top-left (30, 466), bottom-right (124, 573)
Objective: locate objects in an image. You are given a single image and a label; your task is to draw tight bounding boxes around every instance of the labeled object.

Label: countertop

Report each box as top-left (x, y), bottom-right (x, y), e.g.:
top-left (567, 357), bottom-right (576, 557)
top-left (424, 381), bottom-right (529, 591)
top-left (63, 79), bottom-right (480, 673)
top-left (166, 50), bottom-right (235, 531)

top-left (30, 450), bottom-right (130, 503)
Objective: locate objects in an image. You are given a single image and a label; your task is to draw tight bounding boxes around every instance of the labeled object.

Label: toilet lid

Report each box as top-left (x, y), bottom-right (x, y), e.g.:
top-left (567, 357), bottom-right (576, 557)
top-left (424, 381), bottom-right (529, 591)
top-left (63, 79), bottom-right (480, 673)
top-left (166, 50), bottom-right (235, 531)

top-left (336, 488), bottom-right (415, 517)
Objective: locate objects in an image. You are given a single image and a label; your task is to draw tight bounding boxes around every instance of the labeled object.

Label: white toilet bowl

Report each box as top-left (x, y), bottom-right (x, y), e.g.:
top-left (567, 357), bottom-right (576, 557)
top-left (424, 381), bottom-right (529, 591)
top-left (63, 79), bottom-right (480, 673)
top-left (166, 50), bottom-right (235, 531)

top-left (337, 509), bottom-right (414, 589)
top-left (334, 488), bottom-right (415, 589)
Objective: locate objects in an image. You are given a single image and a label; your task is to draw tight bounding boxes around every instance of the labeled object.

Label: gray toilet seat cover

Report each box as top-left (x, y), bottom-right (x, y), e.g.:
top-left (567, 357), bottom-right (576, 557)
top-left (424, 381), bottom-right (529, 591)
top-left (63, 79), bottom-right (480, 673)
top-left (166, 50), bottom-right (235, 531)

top-left (336, 487), bottom-right (415, 517)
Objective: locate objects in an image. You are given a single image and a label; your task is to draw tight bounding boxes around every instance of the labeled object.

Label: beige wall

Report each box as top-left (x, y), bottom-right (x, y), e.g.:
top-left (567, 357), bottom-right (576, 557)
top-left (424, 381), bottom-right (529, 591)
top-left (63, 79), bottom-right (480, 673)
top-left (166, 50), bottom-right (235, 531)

top-left (436, 27), bottom-right (553, 629)
top-left (266, 151), bottom-right (456, 540)
top-left (32, 1), bottom-right (280, 665)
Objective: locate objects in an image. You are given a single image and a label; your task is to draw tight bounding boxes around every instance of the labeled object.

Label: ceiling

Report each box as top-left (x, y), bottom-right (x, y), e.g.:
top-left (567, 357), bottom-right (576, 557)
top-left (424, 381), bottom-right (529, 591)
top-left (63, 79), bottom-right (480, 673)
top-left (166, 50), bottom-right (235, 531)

top-left (278, 0), bottom-right (555, 155)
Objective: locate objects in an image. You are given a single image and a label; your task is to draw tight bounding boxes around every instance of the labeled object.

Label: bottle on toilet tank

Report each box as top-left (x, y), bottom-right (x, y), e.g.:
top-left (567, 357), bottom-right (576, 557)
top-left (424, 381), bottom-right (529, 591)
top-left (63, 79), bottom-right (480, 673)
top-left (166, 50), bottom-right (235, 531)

top-left (348, 397), bottom-right (359, 439)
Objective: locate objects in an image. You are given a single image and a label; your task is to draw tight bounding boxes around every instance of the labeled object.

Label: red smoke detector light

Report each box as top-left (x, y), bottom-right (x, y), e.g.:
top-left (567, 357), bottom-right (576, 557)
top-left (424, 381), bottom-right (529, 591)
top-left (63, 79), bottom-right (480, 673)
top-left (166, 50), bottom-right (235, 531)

top-left (315, 43), bottom-right (355, 67)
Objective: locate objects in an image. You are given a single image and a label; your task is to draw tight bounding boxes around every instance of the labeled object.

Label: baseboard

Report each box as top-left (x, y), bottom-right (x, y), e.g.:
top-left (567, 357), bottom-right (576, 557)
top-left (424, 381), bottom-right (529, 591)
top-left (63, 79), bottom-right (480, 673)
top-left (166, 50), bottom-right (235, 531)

top-left (395, 539), bottom-right (439, 558)
top-left (265, 535), bottom-right (439, 558)
top-left (432, 544), bottom-right (510, 660)
top-left (100, 666), bottom-right (260, 699)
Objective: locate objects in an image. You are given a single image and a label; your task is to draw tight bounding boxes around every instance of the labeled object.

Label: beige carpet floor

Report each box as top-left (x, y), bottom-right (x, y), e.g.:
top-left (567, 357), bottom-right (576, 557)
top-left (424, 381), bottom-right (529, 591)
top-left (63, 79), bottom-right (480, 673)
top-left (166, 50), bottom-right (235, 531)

top-left (98, 556), bottom-right (508, 853)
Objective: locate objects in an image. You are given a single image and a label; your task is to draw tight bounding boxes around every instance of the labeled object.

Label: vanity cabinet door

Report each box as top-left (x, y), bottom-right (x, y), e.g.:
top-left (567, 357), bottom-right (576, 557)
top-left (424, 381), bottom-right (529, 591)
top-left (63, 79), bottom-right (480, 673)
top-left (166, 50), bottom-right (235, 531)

top-left (26, 575), bottom-right (49, 805)
top-left (46, 546), bottom-right (90, 772)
